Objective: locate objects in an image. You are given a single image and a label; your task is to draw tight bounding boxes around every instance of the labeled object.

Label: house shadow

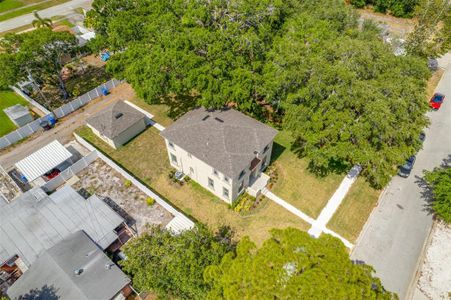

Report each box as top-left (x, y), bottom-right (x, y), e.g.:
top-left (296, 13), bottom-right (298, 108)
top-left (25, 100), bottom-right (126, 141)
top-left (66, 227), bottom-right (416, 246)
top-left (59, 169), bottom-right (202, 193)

top-left (414, 154), bottom-right (451, 216)
top-left (18, 284), bottom-right (59, 300)
top-left (270, 142), bottom-right (286, 163)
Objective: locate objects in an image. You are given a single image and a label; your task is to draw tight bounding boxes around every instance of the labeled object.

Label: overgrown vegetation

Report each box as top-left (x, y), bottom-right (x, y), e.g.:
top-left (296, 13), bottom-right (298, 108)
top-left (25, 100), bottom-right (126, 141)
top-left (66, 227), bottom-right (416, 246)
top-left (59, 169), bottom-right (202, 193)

top-left (120, 225), bottom-right (234, 300)
top-left (205, 227), bottom-right (396, 299)
top-left (424, 166), bottom-right (451, 223)
top-left (350, 0), bottom-right (419, 17)
top-left (86, 0), bottom-right (436, 188)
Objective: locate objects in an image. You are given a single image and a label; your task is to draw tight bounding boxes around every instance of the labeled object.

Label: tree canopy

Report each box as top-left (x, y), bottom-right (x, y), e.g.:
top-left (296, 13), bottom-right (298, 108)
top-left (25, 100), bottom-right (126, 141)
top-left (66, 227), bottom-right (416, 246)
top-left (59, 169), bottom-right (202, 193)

top-left (205, 228), bottom-right (395, 299)
top-left (87, 0), bottom-right (432, 187)
top-left (120, 225), bottom-right (234, 300)
top-left (350, 0), bottom-right (419, 18)
top-left (424, 165), bottom-right (451, 223)
top-left (0, 28), bottom-right (78, 100)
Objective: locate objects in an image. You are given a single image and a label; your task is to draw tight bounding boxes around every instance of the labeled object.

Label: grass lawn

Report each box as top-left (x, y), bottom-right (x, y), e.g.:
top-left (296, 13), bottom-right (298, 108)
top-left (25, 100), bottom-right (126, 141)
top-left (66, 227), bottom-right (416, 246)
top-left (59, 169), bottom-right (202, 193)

top-left (328, 178), bottom-right (381, 242)
top-left (0, 90), bottom-right (29, 136)
top-left (127, 98), bottom-right (174, 127)
top-left (76, 126), bottom-right (310, 245)
top-left (0, 0), bottom-right (23, 13)
top-left (268, 130), bottom-right (343, 219)
top-left (0, 0), bottom-right (71, 22)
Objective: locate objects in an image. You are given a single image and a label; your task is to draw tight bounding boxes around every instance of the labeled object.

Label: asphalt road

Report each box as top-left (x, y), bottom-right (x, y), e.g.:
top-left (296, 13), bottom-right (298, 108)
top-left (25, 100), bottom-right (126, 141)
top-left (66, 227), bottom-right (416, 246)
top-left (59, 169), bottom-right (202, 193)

top-left (0, 0), bottom-right (92, 33)
top-left (0, 83), bottom-right (132, 169)
top-left (351, 59), bottom-right (451, 299)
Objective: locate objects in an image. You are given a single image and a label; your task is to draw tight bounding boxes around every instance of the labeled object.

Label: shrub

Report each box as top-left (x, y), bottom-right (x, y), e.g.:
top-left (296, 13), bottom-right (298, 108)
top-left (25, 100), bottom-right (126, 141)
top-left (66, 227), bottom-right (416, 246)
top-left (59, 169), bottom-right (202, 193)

top-left (124, 179), bottom-right (132, 188)
top-left (146, 197), bottom-right (155, 206)
top-left (232, 193), bottom-right (257, 213)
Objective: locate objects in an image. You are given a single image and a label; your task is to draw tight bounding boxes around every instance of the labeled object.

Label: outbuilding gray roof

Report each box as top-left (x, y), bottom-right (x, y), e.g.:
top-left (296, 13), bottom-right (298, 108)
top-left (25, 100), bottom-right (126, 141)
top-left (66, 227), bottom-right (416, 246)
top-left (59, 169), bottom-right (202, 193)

top-left (7, 230), bottom-right (130, 300)
top-left (0, 185), bottom-right (124, 266)
top-left (87, 101), bottom-right (145, 139)
top-left (3, 104), bottom-right (30, 120)
top-left (160, 108), bottom-right (278, 178)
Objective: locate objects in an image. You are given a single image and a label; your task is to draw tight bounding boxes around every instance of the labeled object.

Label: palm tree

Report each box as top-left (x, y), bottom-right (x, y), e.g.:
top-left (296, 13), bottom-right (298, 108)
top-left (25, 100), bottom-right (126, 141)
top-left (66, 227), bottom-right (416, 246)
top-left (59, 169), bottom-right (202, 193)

top-left (31, 11), bottom-right (53, 28)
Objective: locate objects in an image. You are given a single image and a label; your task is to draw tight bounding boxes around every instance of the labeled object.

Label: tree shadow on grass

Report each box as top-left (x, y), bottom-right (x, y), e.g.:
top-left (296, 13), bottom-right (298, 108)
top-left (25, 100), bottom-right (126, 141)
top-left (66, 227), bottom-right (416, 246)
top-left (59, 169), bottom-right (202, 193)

top-left (160, 94), bottom-right (198, 121)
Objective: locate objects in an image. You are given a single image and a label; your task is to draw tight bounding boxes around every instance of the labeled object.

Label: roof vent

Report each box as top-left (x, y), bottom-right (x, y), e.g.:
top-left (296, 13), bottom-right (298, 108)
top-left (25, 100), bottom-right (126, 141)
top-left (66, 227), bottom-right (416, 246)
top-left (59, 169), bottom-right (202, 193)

top-left (115, 112), bottom-right (124, 119)
top-left (214, 117), bottom-right (224, 123)
top-left (202, 115), bottom-right (210, 121)
top-left (74, 268), bottom-right (84, 276)
top-left (105, 263), bottom-right (114, 270)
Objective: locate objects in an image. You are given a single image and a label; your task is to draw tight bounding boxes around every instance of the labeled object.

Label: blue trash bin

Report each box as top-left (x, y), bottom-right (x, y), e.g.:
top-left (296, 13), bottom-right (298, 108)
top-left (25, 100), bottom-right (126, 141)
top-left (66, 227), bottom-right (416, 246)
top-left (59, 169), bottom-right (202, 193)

top-left (102, 87), bottom-right (109, 96)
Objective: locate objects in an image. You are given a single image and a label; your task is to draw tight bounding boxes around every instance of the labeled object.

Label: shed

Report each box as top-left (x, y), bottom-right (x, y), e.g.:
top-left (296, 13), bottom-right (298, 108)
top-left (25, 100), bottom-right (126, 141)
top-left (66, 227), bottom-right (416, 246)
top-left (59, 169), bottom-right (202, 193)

top-left (15, 140), bottom-right (73, 182)
top-left (3, 104), bottom-right (33, 127)
top-left (87, 101), bottom-right (147, 149)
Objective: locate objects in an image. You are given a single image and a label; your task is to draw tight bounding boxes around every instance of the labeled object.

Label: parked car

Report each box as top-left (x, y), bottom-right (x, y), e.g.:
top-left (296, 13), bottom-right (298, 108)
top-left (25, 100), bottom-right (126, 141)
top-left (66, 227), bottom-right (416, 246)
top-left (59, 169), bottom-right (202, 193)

top-left (44, 168), bottom-right (60, 180)
top-left (429, 93), bottom-right (445, 110)
top-left (419, 131), bottom-right (425, 143)
top-left (398, 156), bottom-right (416, 178)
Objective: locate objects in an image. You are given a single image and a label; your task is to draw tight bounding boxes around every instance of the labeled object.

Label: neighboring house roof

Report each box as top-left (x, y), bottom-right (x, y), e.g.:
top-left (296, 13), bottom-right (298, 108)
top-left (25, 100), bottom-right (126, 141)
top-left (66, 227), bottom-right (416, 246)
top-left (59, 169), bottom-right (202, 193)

top-left (7, 230), bottom-right (130, 300)
top-left (0, 185), bottom-right (124, 266)
top-left (3, 104), bottom-right (30, 120)
top-left (87, 101), bottom-right (145, 139)
top-left (15, 140), bottom-right (73, 182)
top-left (161, 108), bottom-right (278, 178)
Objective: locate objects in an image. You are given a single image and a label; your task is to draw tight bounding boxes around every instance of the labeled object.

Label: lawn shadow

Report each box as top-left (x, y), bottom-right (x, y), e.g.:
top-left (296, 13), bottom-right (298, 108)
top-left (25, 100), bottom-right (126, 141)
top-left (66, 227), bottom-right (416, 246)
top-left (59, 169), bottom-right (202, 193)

top-left (270, 142), bottom-right (286, 163)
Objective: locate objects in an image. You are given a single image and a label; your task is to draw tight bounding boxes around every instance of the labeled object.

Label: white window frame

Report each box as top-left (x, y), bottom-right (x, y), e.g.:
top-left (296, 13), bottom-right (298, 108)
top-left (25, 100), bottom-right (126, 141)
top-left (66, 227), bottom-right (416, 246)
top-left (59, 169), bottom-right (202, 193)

top-left (223, 187), bottom-right (229, 199)
top-left (208, 177), bottom-right (215, 190)
top-left (170, 153), bottom-right (178, 165)
top-left (168, 141), bottom-right (175, 149)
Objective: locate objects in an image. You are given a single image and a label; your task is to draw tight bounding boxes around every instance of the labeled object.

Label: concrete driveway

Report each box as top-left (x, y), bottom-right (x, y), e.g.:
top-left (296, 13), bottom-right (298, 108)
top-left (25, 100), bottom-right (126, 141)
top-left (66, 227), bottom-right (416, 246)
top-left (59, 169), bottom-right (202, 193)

top-left (351, 60), bottom-right (451, 299)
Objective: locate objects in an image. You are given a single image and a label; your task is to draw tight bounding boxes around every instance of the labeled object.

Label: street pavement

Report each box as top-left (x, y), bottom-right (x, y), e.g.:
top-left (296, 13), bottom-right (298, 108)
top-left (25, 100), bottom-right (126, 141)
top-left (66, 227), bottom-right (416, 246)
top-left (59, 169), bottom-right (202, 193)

top-left (0, 84), bottom-right (133, 169)
top-left (0, 0), bottom-right (92, 33)
top-left (351, 58), bottom-right (451, 299)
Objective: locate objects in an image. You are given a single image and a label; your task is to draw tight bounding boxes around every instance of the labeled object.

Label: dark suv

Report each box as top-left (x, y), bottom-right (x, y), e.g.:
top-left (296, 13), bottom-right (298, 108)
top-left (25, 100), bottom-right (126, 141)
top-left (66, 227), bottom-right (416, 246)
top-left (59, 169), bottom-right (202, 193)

top-left (398, 156), bottom-right (416, 178)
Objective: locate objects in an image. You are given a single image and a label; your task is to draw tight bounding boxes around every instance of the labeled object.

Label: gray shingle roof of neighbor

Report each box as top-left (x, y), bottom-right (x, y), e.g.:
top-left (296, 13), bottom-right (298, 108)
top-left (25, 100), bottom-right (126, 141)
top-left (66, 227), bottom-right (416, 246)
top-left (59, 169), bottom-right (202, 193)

top-left (7, 230), bottom-right (130, 300)
top-left (160, 107), bottom-right (278, 178)
top-left (3, 104), bottom-right (29, 120)
top-left (87, 101), bottom-right (146, 139)
top-left (0, 185), bottom-right (124, 267)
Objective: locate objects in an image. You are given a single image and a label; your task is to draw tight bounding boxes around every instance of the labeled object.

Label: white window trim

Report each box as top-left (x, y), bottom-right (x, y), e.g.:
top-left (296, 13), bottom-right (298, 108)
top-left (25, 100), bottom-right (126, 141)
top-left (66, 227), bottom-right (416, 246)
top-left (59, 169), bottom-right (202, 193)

top-left (208, 177), bottom-right (215, 190)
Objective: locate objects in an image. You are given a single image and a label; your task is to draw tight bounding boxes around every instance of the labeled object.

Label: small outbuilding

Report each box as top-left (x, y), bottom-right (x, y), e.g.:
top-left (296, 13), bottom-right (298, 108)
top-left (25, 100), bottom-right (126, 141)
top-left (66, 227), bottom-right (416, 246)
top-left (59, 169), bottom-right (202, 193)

top-left (87, 101), bottom-right (147, 149)
top-left (3, 104), bottom-right (33, 127)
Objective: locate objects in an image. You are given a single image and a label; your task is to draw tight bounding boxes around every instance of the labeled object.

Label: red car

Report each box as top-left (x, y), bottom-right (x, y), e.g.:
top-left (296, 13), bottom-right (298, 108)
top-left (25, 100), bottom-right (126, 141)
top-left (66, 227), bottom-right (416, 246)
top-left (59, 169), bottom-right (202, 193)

top-left (44, 168), bottom-right (60, 180)
top-left (429, 93), bottom-right (445, 110)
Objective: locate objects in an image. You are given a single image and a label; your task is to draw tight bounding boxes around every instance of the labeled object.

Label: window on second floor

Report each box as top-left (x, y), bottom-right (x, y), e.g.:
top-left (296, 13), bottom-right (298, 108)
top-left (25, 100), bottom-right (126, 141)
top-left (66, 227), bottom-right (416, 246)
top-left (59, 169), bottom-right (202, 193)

top-left (170, 153), bottom-right (178, 165)
top-left (208, 177), bottom-right (214, 189)
top-left (213, 169), bottom-right (219, 176)
top-left (168, 142), bottom-right (175, 149)
top-left (224, 176), bottom-right (230, 183)
top-left (263, 144), bottom-right (269, 153)
top-left (239, 169), bottom-right (245, 180)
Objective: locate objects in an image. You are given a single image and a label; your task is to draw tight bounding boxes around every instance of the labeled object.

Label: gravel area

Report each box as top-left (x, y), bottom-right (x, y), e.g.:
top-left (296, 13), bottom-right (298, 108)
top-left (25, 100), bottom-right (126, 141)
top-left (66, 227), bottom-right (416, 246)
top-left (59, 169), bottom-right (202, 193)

top-left (73, 159), bottom-right (174, 235)
top-left (0, 167), bottom-right (20, 202)
top-left (417, 221), bottom-right (451, 299)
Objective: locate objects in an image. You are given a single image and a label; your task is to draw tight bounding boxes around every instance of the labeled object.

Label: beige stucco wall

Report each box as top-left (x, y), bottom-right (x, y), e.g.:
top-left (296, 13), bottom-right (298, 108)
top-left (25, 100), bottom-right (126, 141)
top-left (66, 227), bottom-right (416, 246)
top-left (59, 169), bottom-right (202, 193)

top-left (87, 118), bottom-right (146, 149)
top-left (164, 139), bottom-right (274, 204)
top-left (112, 118), bottom-right (146, 148)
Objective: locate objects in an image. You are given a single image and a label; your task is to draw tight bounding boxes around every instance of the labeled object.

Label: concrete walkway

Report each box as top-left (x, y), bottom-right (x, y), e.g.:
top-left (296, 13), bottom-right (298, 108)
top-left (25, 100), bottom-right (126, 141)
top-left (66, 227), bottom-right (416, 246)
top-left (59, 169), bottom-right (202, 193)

top-left (308, 165), bottom-right (362, 237)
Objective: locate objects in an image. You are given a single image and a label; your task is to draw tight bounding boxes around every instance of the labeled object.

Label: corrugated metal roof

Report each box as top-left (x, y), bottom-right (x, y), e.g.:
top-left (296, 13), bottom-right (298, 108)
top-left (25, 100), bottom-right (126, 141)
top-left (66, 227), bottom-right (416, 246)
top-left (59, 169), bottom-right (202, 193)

top-left (15, 140), bottom-right (73, 182)
top-left (0, 186), bottom-right (124, 266)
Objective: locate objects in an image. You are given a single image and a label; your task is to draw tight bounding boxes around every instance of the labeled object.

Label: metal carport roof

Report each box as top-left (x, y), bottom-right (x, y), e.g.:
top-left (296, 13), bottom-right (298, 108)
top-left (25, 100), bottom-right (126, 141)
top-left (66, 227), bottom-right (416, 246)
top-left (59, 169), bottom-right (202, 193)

top-left (15, 140), bottom-right (72, 182)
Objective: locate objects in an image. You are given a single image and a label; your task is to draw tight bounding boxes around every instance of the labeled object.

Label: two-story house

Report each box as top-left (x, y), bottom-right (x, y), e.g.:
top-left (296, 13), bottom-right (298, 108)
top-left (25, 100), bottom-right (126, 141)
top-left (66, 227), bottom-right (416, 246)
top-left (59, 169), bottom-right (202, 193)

top-left (160, 107), bottom-right (278, 204)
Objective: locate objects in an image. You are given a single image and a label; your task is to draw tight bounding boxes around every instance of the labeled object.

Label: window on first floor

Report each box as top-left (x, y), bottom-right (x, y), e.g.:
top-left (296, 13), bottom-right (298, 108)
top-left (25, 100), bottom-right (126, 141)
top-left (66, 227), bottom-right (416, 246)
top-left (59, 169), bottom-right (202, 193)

top-left (223, 187), bottom-right (229, 199)
top-left (238, 180), bottom-right (244, 193)
top-left (208, 177), bottom-right (214, 189)
top-left (170, 153), bottom-right (178, 165)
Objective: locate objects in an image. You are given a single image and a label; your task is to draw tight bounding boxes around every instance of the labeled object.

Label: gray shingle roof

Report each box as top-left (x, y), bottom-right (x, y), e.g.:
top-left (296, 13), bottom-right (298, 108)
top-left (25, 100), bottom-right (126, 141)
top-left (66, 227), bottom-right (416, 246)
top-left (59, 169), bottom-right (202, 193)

top-left (3, 104), bottom-right (29, 120)
top-left (7, 230), bottom-right (130, 300)
top-left (160, 108), bottom-right (278, 178)
top-left (0, 185), bottom-right (124, 267)
top-left (87, 101), bottom-right (145, 139)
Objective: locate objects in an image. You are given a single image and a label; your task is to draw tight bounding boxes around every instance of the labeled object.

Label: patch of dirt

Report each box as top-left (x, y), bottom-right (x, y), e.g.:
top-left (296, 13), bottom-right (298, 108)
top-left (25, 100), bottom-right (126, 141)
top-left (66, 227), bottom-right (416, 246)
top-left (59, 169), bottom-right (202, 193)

top-left (73, 159), bottom-right (174, 235)
top-left (82, 54), bottom-right (107, 68)
top-left (426, 69), bottom-right (445, 99)
top-left (417, 221), bottom-right (451, 299)
top-left (357, 8), bottom-right (415, 38)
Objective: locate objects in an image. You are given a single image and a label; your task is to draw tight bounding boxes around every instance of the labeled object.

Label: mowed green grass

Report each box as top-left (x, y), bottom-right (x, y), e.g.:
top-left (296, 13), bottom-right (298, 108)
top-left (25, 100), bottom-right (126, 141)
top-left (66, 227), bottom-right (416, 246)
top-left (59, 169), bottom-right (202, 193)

top-left (0, 0), bottom-right (23, 13)
top-left (0, 90), bottom-right (29, 136)
top-left (269, 130), bottom-right (343, 219)
top-left (0, 0), bottom-right (71, 22)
